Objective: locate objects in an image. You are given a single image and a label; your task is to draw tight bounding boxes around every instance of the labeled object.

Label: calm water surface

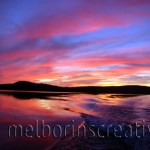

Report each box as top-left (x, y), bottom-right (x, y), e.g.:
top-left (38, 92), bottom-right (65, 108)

top-left (0, 92), bottom-right (150, 149)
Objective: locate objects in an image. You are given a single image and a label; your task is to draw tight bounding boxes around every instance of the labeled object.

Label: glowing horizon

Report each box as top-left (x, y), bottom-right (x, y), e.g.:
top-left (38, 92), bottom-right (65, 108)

top-left (0, 0), bottom-right (150, 87)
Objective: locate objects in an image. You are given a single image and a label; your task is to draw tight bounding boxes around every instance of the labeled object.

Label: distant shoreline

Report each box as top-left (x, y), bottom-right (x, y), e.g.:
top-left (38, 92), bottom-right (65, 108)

top-left (0, 81), bottom-right (150, 94)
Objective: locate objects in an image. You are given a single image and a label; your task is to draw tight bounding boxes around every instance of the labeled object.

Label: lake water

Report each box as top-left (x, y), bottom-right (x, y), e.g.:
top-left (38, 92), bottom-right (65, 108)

top-left (0, 92), bottom-right (150, 149)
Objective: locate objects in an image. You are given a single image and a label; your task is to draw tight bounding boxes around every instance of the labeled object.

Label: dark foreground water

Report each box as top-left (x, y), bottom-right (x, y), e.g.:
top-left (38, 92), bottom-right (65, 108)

top-left (0, 91), bottom-right (150, 150)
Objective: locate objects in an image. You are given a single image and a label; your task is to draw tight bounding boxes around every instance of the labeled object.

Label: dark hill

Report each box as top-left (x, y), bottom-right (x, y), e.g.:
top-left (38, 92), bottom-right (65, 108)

top-left (0, 81), bottom-right (63, 92)
top-left (0, 81), bottom-right (150, 94)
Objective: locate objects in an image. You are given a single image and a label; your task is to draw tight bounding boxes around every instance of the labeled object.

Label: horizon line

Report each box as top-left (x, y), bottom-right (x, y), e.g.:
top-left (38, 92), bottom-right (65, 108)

top-left (0, 80), bottom-right (150, 88)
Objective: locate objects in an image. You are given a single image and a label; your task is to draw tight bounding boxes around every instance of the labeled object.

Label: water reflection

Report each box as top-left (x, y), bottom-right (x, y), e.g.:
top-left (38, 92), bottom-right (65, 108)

top-left (0, 92), bottom-right (150, 123)
top-left (0, 91), bottom-right (150, 149)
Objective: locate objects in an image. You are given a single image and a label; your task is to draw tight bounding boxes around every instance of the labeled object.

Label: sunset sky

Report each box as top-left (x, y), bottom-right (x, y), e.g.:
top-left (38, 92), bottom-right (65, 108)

top-left (0, 0), bottom-right (150, 86)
